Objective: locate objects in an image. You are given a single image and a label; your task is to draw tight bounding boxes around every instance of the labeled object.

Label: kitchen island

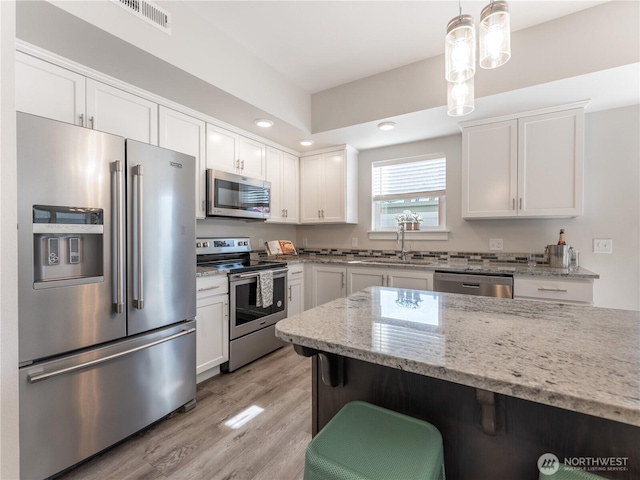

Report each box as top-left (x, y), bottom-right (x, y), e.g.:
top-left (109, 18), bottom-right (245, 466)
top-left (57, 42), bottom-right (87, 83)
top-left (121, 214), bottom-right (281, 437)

top-left (275, 287), bottom-right (639, 480)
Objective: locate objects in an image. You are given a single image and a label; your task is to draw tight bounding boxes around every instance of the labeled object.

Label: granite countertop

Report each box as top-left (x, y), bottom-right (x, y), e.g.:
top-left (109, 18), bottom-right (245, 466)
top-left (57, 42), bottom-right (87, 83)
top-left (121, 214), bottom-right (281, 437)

top-left (278, 255), bottom-right (599, 279)
top-left (275, 286), bottom-right (639, 427)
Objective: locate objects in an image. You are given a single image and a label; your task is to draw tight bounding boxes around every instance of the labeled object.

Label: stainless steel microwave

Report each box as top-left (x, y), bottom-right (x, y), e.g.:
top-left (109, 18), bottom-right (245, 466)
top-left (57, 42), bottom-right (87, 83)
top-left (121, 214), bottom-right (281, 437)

top-left (206, 169), bottom-right (271, 220)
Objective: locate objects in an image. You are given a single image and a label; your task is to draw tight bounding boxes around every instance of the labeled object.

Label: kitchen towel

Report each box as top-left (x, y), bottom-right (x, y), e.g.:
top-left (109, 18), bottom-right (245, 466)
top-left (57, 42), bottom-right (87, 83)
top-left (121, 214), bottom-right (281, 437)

top-left (256, 270), bottom-right (273, 308)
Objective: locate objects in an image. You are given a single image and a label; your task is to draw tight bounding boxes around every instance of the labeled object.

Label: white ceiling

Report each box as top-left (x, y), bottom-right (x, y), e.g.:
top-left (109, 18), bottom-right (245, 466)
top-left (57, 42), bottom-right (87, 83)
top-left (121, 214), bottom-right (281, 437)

top-left (179, 0), bottom-right (637, 151)
top-left (187, 1), bottom-right (609, 94)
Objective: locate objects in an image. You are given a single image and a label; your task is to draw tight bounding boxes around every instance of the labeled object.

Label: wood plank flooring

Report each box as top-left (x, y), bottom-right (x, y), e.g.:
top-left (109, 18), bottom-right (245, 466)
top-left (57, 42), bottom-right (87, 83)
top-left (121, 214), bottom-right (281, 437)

top-left (55, 346), bottom-right (312, 480)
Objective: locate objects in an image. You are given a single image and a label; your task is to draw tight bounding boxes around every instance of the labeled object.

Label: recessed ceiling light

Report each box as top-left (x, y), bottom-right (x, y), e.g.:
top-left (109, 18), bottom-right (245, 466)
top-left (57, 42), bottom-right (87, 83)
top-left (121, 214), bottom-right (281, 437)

top-left (377, 121), bottom-right (396, 131)
top-left (255, 119), bottom-right (274, 128)
top-left (299, 140), bottom-right (314, 146)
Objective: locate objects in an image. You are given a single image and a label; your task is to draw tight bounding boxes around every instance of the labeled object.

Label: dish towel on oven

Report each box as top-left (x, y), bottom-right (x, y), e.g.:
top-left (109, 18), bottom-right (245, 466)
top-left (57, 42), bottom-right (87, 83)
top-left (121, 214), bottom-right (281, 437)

top-left (256, 270), bottom-right (274, 308)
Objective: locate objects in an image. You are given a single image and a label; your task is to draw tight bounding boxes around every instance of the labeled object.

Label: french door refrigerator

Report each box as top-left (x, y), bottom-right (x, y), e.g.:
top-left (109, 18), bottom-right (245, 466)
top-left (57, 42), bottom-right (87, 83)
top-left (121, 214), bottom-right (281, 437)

top-left (17, 112), bottom-right (197, 480)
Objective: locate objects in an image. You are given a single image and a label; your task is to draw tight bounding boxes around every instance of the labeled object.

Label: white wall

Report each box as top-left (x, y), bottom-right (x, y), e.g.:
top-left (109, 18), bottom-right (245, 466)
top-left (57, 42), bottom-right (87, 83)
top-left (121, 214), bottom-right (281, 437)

top-left (0, 0), bottom-right (20, 477)
top-left (297, 105), bottom-right (640, 311)
top-left (47, 0), bottom-right (311, 132)
top-left (197, 219), bottom-right (297, 249)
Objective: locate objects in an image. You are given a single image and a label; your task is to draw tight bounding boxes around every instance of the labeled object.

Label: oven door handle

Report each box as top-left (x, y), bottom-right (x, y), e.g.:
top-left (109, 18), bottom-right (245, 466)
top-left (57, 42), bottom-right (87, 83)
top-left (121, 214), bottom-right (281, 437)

top-left (235, 268), bottom-right (288, 279)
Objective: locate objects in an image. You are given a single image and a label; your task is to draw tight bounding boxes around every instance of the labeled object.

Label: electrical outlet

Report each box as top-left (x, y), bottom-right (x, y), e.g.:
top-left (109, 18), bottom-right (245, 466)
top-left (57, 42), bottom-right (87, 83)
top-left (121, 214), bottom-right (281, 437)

top-left (593, 238), bottom-right (613, 254)
top-left (303, 238), bottom-right (308, 247)
top-left (351, 237), bottom-right (358, 247)
top-left (489, 238), bottom-right (503, 251)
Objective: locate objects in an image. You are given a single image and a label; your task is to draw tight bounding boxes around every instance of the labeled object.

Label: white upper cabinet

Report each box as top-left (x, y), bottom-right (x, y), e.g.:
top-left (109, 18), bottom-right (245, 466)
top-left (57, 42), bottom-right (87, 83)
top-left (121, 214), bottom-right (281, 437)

top-left (86, 79), bottom-right (158, 145)
top-left (462, 104), bottom-right (586, 219)
top-left (159, 106), bottom-right (207, 219)
top-left (16, 52), bottom-right (86, 126)
top-left (16, 52), bottom-right (158, 144)
top-left (300, 148), bottom-right (358, 224)
top-left (266, 147), bottom-right (299, 224)
top-left (206, 124), bottom-right (266, 179)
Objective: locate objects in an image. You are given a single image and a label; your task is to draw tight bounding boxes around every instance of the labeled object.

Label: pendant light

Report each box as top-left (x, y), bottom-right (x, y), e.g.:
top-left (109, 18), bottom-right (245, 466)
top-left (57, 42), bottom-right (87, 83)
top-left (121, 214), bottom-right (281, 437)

top-left (445, 2), bottom-right (476, 83)
top-left (479, 0), bottom-right (511, 69)
top-left (447, 77), bottom-right (474, 117)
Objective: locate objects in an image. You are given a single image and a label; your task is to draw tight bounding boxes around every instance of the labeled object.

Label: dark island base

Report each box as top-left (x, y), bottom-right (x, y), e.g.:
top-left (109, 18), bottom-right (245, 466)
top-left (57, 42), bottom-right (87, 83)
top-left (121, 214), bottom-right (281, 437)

top-left (304, 351), bottom-right (639, 480)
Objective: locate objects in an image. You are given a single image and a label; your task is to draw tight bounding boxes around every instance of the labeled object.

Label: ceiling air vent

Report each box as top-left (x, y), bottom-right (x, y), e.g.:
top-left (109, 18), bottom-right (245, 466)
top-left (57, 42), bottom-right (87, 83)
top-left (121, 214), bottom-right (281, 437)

top-left (111, 0), bottom-right (172, 34)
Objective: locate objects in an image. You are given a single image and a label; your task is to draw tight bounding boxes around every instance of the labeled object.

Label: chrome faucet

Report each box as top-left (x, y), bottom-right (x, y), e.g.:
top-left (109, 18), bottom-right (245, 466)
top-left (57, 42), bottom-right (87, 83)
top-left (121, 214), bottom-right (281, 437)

top-left (397, 223), bottom-right (407, 261)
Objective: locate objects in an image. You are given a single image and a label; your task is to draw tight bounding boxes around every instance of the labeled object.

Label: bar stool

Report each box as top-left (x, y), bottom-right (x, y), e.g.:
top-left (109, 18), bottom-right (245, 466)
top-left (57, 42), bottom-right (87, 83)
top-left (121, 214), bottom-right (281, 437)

top-left (304, 401), bottom-right (445, 480)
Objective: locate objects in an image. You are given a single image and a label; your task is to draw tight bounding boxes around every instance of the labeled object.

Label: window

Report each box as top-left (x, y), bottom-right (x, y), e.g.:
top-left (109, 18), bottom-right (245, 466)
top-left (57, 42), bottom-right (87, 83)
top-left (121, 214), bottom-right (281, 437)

top-left (372, 154), bottom-right (446, 231)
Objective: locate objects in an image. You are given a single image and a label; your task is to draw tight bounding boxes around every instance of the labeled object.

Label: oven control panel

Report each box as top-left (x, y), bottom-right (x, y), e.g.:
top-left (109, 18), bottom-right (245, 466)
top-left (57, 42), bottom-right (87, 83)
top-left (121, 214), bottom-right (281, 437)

top-left (196, 237), bottom-right (252, 254)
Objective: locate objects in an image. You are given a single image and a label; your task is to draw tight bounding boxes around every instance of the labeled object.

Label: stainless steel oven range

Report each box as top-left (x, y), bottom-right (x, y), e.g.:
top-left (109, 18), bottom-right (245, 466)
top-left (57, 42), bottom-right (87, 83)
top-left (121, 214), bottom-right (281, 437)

top-left (196, 237), bottom-right (288, 372)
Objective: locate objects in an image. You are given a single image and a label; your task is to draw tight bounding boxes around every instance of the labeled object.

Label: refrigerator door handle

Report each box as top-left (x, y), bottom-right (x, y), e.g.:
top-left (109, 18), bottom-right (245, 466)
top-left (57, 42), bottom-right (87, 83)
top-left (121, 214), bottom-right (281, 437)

top-left (133, 164), bottom-right (144, 309)
top-left (27, 327), bottom-right (196, 383)
top-left (112, 161), bottom-right (125, 313)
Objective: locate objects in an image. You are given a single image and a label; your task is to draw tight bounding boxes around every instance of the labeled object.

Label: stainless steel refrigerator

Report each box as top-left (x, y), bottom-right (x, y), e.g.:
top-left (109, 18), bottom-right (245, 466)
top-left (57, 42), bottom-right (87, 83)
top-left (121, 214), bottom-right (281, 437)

top-left (17, 112), bottom-right (197, 480)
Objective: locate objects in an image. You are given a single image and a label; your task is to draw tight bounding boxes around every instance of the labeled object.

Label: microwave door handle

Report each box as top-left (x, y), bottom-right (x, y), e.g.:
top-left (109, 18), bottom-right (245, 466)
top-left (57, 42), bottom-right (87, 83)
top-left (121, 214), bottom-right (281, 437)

top-left (133, 165), bottom-right (144, 309)
top-left (111, 161), bottom-right (125, 313)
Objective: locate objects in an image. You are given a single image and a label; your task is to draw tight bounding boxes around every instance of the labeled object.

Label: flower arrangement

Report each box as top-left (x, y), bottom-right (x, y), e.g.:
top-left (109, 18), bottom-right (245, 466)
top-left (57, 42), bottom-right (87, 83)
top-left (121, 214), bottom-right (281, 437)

top-left (395, 210), bottom-right (422, 224)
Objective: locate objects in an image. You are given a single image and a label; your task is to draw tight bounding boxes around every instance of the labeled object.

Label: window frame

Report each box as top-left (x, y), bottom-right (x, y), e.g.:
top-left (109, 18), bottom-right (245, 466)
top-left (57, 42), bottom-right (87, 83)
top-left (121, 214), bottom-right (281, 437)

top-left (369, 153), bottom-right (448, 240)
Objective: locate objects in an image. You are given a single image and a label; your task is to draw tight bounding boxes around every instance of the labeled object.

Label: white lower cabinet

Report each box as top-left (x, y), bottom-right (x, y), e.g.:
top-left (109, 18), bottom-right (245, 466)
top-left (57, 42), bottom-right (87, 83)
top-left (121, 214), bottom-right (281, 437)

top-left (287, 264), bottom-right (305, 316)
top-left (347, 267), bottom-right (434, 294)
top-left (311, 264), bottom-right (435, 307)
top-left (196, 276), bottom-right (229, 383)
top-left (347, 267), bottom-right (386, 295)
top-left (386, 270), bottom-right (434, 291)
top-left (513, 277), bottom-right (594, 305)
top-left (310, 265), bottom-right (347, 308)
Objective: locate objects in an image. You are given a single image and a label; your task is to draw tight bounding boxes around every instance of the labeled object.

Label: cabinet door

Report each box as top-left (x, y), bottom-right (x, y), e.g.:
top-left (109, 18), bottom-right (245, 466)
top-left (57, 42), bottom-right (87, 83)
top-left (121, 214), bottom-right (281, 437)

top-left (462, 120), bottom-right (518, 218)
top-left (86, 79), bottom-right (158, 144)
top-left (15, 52), bottom-right (86, 126)
top-left (387, 270), bottom-right (433, 291)
top-left (300, 155), bottom-right (323, 223)
top-left (206, 123), bottom-right (237, 174)
top-left (266, 146), bottom-right (285, 222)
top-left (159, 107), bottom-right (206, 218)
top-left (196, 294), bottom-right (229, 375)
top-left (322, 151), bottom-right (347, 222)
top-left (312, 265), bottom-right (346, 307)
top-left (518, 108), bottom-right (584, 217)
top-left (282, 152), bottom-right (300, 223)
top-left (288, 278), bottom-right (304, 317)
top-left (347, 267), bottom-right (386, 295)
top-left (238, 136), bottom-right (266, 179)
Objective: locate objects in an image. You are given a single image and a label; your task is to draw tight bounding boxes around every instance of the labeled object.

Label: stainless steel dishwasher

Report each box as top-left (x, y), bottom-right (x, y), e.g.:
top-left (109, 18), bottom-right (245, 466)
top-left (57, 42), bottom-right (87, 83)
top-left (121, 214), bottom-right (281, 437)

top-left (433, 271), bottom-right (513, 298)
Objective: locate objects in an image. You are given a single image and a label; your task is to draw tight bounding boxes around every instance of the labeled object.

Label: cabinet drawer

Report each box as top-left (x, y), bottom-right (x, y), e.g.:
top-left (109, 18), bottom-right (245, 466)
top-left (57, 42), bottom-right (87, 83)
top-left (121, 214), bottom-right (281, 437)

top-left (196, 275), bottom-right (228, 300)
top-left (287, 264), bottom-right (304, 279)
top-left (514, 277), bottom-right (593, 304)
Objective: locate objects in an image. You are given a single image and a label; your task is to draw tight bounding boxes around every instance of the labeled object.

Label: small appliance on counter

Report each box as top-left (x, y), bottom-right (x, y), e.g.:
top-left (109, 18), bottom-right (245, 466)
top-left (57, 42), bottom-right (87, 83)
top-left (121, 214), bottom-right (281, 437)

top-left (196, 237), bottom-right (288, 372)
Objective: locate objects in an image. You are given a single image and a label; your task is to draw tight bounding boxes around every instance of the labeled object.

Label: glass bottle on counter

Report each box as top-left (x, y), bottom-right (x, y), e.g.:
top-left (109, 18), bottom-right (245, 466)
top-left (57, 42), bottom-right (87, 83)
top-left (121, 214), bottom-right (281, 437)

top-left (557, 229), bottom-right (566, 245)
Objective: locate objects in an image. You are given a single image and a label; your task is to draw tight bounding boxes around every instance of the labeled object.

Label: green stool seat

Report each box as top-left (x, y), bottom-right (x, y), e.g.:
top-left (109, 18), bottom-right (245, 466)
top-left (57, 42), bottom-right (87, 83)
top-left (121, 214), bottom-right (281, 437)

top-left (304, 401), bottom-right (445, 480)
top-left (539, 463), bottom-right (608, 480)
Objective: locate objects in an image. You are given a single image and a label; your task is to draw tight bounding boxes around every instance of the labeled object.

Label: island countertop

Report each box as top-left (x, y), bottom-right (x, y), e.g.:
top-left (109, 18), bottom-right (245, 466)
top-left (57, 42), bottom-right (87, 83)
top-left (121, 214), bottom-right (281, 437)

top-left (275, 286), bottom-right (640, 427)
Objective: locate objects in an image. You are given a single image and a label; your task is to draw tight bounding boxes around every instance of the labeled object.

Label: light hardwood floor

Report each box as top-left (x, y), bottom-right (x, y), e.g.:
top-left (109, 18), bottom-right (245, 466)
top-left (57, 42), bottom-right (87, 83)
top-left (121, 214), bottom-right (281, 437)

top-left (55, 346), bottom-right (312, 480)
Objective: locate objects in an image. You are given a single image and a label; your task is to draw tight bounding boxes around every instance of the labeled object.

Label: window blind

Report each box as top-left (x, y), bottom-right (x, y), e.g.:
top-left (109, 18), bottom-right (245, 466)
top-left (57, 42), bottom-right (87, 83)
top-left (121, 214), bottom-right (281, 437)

top-left (372, 157), bottom-right (446, 201)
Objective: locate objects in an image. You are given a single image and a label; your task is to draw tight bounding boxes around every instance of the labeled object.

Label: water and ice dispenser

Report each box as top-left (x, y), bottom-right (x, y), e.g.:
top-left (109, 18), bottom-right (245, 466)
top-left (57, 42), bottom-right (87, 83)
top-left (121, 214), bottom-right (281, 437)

top-left (32, 205), bottom-right (104, 288)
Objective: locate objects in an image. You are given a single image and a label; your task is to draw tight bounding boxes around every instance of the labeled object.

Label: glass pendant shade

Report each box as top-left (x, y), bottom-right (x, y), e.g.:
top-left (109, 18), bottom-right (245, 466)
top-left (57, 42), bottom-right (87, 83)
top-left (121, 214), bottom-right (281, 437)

top-left (479, 1), bottom-right (511, 69)
top-left (445, 14), bottom-right (476, 82)
top-left (447, 77), bottom-right (474, 116)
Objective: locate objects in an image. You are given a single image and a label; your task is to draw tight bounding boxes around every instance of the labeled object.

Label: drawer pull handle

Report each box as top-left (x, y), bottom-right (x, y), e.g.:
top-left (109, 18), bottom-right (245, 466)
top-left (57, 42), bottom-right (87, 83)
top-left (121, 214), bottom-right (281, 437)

top-left (198, 285), bottom-right (221, 292)
top-left (537, 288), bottom-right (568, 293)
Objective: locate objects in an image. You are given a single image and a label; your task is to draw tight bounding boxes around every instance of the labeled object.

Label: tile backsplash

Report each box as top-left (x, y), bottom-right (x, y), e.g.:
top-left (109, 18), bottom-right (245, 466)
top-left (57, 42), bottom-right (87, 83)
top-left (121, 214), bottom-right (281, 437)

top-left (257, 247), bottom-right (548, 265)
